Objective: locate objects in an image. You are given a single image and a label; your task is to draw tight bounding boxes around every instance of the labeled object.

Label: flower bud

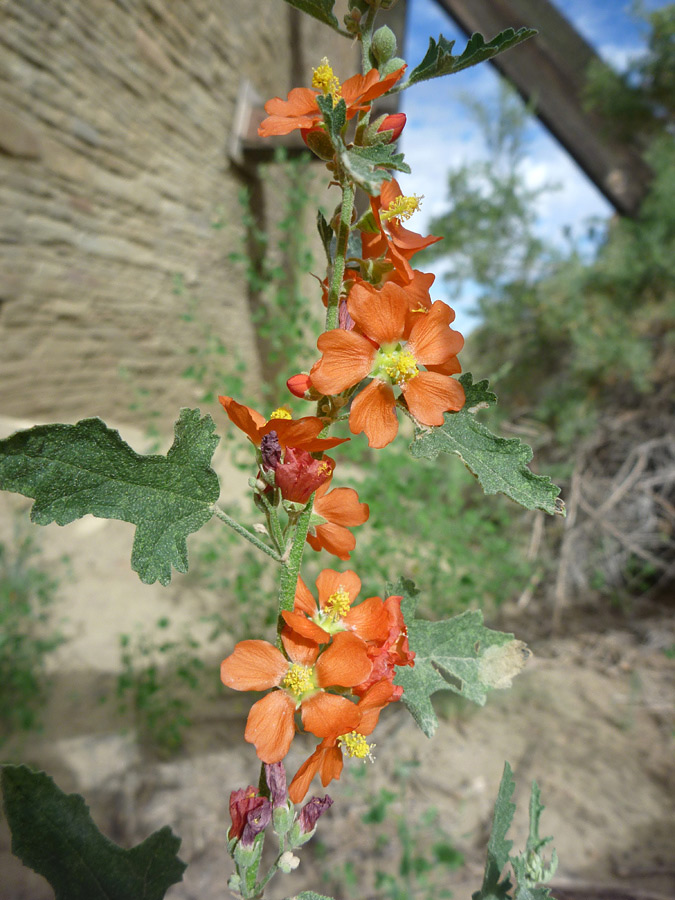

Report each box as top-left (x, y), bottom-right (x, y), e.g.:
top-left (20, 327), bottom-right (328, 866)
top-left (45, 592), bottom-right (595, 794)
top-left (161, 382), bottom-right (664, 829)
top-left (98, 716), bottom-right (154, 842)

top-left (287, 373), bottom-right (318, 401)
top-left (275, 449), bottom-right (335, 504)
top-left (380, 56), bottom-right (406, 77)
top-left (260, 431), bottom-right (282, 470)
top-left (299, 795), bottom-right (334, 834)
top-left (265, 761), bottom-right (288, 808)
top-left (371, 26), bottom-right (397, 64)
top-left (377, 112), bottom-right (406, 142)
top-left (301, 127), bottom-right (335, 161)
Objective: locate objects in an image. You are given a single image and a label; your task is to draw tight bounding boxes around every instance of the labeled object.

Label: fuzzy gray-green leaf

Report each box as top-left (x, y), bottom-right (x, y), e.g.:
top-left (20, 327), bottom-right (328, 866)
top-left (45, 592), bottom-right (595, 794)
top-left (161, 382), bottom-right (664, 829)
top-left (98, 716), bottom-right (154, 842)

top-left (282, 0), bottom-right (339, 30)
top-left (0, 409), bottom-right (220, 585)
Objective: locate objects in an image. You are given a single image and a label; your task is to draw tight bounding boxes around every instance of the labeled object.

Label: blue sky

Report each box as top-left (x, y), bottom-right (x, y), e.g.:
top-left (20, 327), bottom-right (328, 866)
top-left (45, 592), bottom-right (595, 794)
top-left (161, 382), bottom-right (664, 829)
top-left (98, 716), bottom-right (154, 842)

top-left (397, 0), bottom-right (666, 330)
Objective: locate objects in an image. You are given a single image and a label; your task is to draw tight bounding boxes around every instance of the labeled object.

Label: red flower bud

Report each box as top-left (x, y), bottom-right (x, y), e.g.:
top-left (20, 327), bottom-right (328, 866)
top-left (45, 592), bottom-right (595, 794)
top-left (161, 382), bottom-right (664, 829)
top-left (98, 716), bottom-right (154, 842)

top-left (229, 786), bottom-right (272, 847)
top-left (287, 373), bottom-right (314, 399)
top-left (275, 448), bottom-right (335, 504)
top-left (377, 112), bottom-right (406, 142)
top-left (299, 795), bottom-right (333, 833)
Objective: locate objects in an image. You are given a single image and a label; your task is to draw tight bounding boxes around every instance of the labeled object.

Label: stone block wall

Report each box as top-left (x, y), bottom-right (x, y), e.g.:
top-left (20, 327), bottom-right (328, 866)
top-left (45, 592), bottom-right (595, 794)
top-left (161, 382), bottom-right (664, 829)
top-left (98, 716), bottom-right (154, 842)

top-left (0, 0), bottom-right (356, 429)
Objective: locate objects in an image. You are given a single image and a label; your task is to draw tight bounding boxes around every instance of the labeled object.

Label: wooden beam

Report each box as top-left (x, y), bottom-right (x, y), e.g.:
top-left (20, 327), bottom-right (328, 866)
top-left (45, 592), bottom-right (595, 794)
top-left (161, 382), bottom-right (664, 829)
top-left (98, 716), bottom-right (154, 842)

top-left (432, 0), bottom-right (652, 216)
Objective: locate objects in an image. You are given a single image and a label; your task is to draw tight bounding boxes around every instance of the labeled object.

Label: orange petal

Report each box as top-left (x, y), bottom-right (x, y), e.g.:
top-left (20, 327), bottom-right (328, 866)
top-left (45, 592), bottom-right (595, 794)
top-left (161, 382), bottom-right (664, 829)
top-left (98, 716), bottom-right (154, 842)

top-left (307, 523), bottom-right (356, 561)
top-left (319, 741), bottom-right (344, 786)
top-left (312, 330), bottom-right (375, 394)
top-left (407, 300), bottom-right (464, 366)
top-left (427, 356), bottom-right (462, 376)
top-left (221, 640), bottom-right (288, 691)
top-left (349, 380), bottom-right (398, 449)
top-left (402, 371), bottom-right (465, 426)
top-left (281, 627), bottom-right (321, 667)
top-left (316, 568), bottom-right (361, 609)
top-left (218, 396), bottom-right (265, 443)
top-left (245, 691), bottom-right (296, 763)
top-left (341, 69), bottom-right (381, 109)
top-left (316, 631), bottom-right (373, 688)
top-left (347, 281), bottom-right (408, 346)
top-left (295, 576), bottom-right (318, 617)
top-left (345, 596), bottom-right (390, 642)
top-left (315, 486), bottom-right (369, 526)
top-left (264, 87), bottom-right (319, 118)
top-left (357, 65), bottom-right (407, 103)
top-left (268, 416), bottom-right (349, 451)
top-left (301, 691), bottom-right (361, 737)
top-left (282, 610), bottom-right (330, 643)
top-left (258, 113), bottom-right (319, 136)
top-left (288, 745), bottom-right (326, 804)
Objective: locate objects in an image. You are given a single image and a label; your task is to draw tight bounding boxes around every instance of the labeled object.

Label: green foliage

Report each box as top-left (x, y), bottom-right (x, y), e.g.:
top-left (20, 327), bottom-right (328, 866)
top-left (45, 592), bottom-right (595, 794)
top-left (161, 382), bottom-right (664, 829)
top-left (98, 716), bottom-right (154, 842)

top-left (0, 765), bottom-right (186, 899)
top-left (404, 29), bottom-right (537, 89)
top-left (341, 143), bottom-right (409, 194)
top-left (473, 763), bottom-right (557, 900)
top-left (0, 525), bottom-right (65, 743)
top-left (116, 618), bottom-right (208, 757)
top-left (0, 410), bottom-right (220, 585)
top-left (392, 578), bottom-right (530, 737)
top-left (410, 374), bottom-right (564, 516)
top-left (281, 0), bottom-right (339, 31)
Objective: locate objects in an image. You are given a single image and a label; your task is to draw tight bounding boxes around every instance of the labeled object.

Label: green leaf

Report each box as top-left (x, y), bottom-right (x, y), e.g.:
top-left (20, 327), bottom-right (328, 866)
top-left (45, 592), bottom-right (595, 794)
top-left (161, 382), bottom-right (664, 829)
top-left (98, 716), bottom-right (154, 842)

top-left (472, 763), bottom-right (516, 900)
top-left (407, 28), bottom-right (538, 87)
top-left (511, 782), bottom-right (557, 900)
top-left (390, 578), bottom-right (530, 737)
top-left (1, 765), bottom-right (186, 900)
top-left (409, 373), bottom-right (564, 516)
top-left (282, 0), bottom-right (339, 31)
top-left (0, 409), bottom-right (220, 585)
top-left (341, 143), bottom-right (410, 195)
top-left (317, 94), bottom-right (347, 144)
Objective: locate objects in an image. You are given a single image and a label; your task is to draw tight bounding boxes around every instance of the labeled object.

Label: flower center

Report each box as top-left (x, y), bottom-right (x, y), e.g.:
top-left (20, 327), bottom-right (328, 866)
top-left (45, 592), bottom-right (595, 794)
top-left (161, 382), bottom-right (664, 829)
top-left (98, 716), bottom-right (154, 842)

top-left (339, 731), bottom-right (376, 761)
top-left (373, 346), bottom-right (419, 386)
top-left (312, 57), bottom-right (341, 101)
top-left (281, 663), bottom-right (315, 699)
top-left (269, 408), bottom-right (292, 420)
top-left (380, 194), bottom-right (423, 223)
top-left (323, 588), bottom-right (351, 623)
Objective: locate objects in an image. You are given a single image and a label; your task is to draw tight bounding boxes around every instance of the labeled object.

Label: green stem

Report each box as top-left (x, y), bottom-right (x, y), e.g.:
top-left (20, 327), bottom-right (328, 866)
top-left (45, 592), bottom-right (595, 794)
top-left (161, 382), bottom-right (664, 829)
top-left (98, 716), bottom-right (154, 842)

top-left (277, 499), bottom-right (315, 616)
top-left (259, 492), bottom-right (286, 554)
top-left (360, 4), bottom-right (378, 72)
top-left (212, 506), bottom-right (281, 562)
top-left (325, 181), bottom-right (355, 331)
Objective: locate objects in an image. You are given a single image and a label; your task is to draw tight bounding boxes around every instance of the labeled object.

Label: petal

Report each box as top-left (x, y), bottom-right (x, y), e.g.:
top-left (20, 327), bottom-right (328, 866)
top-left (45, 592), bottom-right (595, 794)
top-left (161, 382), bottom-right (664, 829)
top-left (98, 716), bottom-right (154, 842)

top-left (258, 113), bottom-right (319, 136)
top-left (281, 627), bottom-right (321, 667)
top-left (357, 65), bottom-right (406, 103)
top-left (301, 692), bottom-right (361, 738)
top-left (319, 742), bottom-right (344, 786)
top-left (282, 610), bottom-right (330, 643)
top-left (264, 87), bottom-right (319, 118)
top-left (221, 640), bottom-right (287, 691)
top-left (267, 416), bottom-right (349, 451)
top-left (427, 356), bottom-right (462, 376)
top-left (316, 569), bottom-right (361, 609)
top-left (314, 486), bottom-right (369, 526)
top-left (341, 69), bottom-right (381, 108)
top-left (218, 397), bottom-right (265, 443)
top-left (288, 746), bottom-right (326, 804)
top-left (344, 596), bottom-right (390, 642)
top-left (347, 281), bottom-right (408, 346)
top-left (407, 300), bottom-right (464, 366)
top-left (245, 691), bottom-right (296, 763)
top-left (295, 576), bottom-right (318, 617)
top-left (402, 371), bottom-right (465, 426)
top-left (307, 523), bottom-right (356, 561)
top-left (349, 380), bottom-right (399, 449)
top-left (311, 331), bottom-right (376, 394)
top-left (316, 631), bottom-right (373, 688)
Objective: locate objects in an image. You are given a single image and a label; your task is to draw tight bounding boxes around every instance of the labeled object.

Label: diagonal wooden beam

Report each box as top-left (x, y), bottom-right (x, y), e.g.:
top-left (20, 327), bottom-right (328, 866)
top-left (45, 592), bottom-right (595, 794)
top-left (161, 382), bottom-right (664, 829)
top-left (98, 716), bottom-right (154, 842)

top-left (432, 0), bottom-right (652, 216)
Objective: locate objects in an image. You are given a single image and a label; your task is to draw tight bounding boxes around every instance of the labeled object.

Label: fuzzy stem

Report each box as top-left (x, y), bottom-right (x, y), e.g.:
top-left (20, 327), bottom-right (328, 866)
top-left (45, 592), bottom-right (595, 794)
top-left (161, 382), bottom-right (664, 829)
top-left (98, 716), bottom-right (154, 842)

top-left (277, 498), bottom-right (315, 618)
top-left (325, 181), bottom-right (355, 331)
top-left (212, 506), bottom-right (281, 562)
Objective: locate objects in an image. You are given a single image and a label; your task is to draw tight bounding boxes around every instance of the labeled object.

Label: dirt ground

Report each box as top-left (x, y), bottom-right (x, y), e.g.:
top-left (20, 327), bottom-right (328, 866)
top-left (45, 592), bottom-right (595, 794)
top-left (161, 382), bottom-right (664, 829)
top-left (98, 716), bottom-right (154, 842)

top-left (1, 416), bottom-right (674, 900)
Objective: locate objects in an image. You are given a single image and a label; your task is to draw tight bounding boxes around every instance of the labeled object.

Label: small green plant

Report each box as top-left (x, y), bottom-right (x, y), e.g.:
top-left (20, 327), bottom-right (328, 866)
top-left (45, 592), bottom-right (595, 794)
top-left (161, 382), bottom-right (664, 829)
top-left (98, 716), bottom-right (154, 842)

top-left (116, 617), bottom-right (208, 757)
top-left (0, 522), bottom-right (65, 744)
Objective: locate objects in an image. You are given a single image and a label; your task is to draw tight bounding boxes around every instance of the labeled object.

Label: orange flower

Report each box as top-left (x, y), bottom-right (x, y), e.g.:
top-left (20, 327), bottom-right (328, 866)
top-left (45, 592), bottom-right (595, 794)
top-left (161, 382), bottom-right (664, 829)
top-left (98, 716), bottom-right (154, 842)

top-left (306, 479), bottom-right (369, 560)
top-left (258, 61), bottom-right (406, 137)
top-left (282, 569), bottom-right (390, 646)
top-left (353, 595), bottom-right (415, 700)
top-left (310, 282), bottom-right (465, 448)
top-left (220, 630), bottom-right (371, 763)
top-left (362, 179), bottom-right (442, 283)
top-left (288, 680), bottom-right (397, 803)
top-left (218, 396), bottom-right (347, 452)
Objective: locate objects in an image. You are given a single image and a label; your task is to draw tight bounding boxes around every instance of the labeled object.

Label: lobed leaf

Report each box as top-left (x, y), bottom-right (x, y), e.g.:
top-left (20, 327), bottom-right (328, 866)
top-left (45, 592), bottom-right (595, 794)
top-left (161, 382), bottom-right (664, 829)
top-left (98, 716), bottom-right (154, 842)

top-left (409, 374), bottom-right (564, 516)
top-left (341, 143), bottom-right (410, 194)
top-left (472, 762), bottom-right (516, 900)
top-left (282, 0), bottom-right (339, 31)
top-left (407, 28), bottom-right (538, 88)
top-left (1, 765), bottom-right (186, 900)
top-left (0, 409), bottom-right (220, 585)
top-left (390, 578), bottom-right (530, 737)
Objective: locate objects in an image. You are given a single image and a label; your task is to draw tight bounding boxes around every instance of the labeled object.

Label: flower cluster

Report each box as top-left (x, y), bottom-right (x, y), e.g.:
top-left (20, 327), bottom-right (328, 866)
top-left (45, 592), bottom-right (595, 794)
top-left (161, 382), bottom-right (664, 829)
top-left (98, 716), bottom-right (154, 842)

top-left (220, 569), bottom-right (414, 801)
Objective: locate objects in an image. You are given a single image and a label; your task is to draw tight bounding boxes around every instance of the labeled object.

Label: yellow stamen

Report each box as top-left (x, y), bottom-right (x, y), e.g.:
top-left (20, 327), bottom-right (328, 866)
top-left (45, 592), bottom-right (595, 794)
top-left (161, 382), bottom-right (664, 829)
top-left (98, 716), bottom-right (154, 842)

top-left (339, 731), bottom-right (375, 761)
top-left (318, 460), bottom-right (332, 477)
top-left (375, 347), bottom-right (419, 386)
top-left (323, 587), bottom-right (351, 623)
top-left (380, 194), bottom-right (423, 223)
top-left (269, 407), bottom-right (292, 420)
top-left (312, 57), bottom-right (341, 101)
top-left (281, 663), bottom-right (315, 697)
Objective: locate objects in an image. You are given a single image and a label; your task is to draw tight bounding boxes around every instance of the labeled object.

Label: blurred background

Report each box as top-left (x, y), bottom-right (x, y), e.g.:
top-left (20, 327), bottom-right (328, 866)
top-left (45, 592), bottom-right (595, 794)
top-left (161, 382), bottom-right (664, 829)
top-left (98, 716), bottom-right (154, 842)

top-left (1, 1), bottom-right (673, 898)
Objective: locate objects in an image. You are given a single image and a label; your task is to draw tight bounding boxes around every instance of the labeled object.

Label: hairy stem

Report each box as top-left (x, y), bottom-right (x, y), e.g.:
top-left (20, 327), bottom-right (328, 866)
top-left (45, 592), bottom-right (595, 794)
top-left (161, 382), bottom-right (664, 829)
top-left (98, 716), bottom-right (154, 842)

top-left (325, 181), bottom-right (355, 331)
top-left (212, 506), bottom-right (281, 562)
